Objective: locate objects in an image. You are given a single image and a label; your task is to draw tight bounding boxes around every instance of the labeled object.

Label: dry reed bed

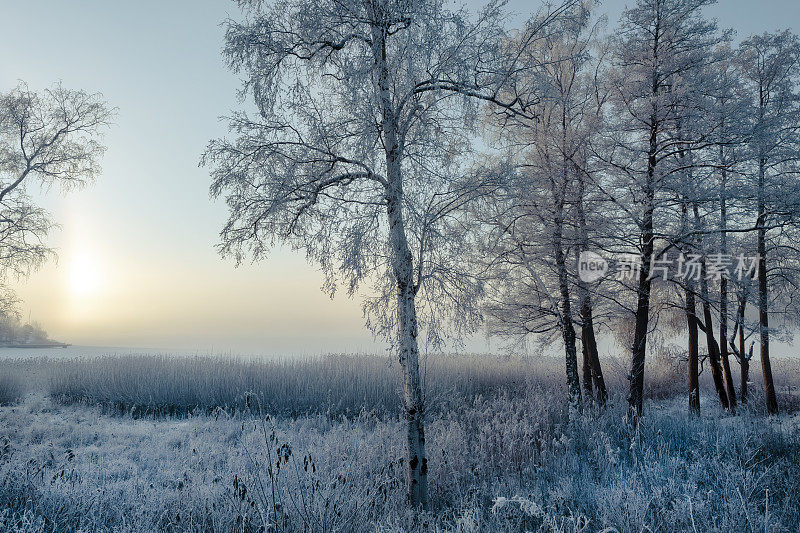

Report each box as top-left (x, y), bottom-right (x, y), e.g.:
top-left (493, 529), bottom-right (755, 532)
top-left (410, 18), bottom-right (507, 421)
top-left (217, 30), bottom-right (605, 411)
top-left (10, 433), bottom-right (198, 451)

top-left (43, 353), bottom-right (562, 416)
top-left (0, 351), bottom-right (795, 416)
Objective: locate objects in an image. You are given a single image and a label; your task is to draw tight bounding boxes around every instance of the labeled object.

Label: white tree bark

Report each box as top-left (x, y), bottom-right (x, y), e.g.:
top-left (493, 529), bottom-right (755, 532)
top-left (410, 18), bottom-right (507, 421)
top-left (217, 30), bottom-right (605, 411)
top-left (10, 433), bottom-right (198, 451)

top-left (372, 19), bottom-right (428, 508)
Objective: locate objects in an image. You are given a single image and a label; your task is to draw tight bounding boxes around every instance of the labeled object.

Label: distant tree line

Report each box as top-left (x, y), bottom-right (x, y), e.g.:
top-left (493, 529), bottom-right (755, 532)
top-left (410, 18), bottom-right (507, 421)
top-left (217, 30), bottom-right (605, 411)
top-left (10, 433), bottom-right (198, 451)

top-left (0, 315), bottom-right (49, 345)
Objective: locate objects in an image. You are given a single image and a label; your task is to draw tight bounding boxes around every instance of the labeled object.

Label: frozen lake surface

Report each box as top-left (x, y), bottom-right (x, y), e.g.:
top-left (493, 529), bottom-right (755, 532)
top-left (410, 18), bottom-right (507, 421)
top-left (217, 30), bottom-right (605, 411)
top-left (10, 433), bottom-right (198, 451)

top-left (0, 345), bottom-right (254, 360)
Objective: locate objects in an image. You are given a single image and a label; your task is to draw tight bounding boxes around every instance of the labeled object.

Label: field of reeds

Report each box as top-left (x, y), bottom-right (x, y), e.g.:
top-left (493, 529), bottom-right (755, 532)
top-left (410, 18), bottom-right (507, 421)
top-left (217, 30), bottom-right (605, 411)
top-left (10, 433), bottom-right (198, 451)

top-left (1, 351), bottom-right (792, 416)
top-left (45, 353), bottom-right (553, 417)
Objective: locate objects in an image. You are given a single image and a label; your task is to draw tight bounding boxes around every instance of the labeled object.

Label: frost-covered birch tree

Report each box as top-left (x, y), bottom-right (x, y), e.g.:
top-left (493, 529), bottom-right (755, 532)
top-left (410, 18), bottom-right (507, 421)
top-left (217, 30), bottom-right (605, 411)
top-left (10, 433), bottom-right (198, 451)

top-left (202, 0), bottom-right (567, 509)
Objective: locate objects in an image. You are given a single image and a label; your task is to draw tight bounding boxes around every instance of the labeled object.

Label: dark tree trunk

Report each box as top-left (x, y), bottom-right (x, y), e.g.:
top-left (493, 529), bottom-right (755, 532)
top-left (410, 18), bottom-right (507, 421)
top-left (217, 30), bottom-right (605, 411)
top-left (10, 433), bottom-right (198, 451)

top-left (699, 301), bottom-right (730, 410)
top-left (693, 204), bottom-right (730, 410)
top-left (757, 159), bottom-right (778, 415)
top-left (628, 120), bottom-right (657, 422)
top-left (757, 234), bottom-right (778, 414)
top-left (629, 233), bottom-right (653, 420)
top-left (581, 337), bottom-right (593, 398)
top-left (728, 294), bottom-right (751, 404)
top-left (681, 202), bottom-right (700, 415)
top-left (738, 296), bottom-right (749, 403)
top-left (553, 133), bottom-right (581, 413)
top-left (718, 162), bottom-right (737, 409)
top-left (581, 301), bottom-right (607, 406)
top-left (554, 216), bottom-right (582, 412)
top-left (562, 317), bottom-right (582, 413)
top-left (719, 319), bottom-right (737, 411)
top-left (686, 285), bottom-right (700, 416)
top-left (741, 343), bottom-right (750, 404)
top-left (575, 164), bottom-right (607, 407)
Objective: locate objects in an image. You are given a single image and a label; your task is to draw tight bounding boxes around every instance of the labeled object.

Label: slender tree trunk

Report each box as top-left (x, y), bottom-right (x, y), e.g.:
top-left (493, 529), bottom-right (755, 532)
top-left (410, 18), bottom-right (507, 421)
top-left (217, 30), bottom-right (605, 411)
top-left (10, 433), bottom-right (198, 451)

top-left (718, 306), bottom-right (737, 411)
top-left (581, 302), bottom-right (606, 405)
top-left (575, 168), bottom-right (607, 406)
top-left (686, 284), bottom-right (700, 416)
top-left (554, 120), bottom-right (581, 413)
top-left (581, 336), bottom-right (593, 398)
top-left (572, 213), bottom-right (591, 405)
top-left (718, 156), bottom-right (737, 409)
top-left (387, 169), bottom-right (428, 508)
top-left (674, 125), bottom-right (708, 415)
top-left (680, 202), bottom-right (700, 415)
top-left (628, 119), bottom-right (657, 421)
top-left (373, 21), bottom-right (428, 508)
top-left (699, 294), bottom-right (730, 410)
top-left (692, 204), bottom-right (730, 410)
top-left (737, 295), bottom-right (749, 403)
top-left (560, 306), bottom-right (582, 413)
top-left (741, 345), bottom-right (749, 404)
top-left (554, 204), bottom-right (582, 412)
top-left (757, 158), bottom-right (778, 414)
top-left (629, 224), bottom-right (653, 419)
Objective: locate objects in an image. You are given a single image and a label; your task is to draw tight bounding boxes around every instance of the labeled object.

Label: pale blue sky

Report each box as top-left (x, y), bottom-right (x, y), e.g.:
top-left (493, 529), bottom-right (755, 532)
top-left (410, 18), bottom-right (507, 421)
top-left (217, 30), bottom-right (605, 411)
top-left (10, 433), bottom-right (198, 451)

top-left (0, 1), bottom-right (797, 354)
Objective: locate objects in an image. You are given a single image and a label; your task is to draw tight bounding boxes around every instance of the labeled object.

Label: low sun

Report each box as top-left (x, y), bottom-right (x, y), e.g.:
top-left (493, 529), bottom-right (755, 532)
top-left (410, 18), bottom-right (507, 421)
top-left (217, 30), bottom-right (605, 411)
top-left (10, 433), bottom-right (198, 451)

top-left (68, 252), bottom-right (103, 298)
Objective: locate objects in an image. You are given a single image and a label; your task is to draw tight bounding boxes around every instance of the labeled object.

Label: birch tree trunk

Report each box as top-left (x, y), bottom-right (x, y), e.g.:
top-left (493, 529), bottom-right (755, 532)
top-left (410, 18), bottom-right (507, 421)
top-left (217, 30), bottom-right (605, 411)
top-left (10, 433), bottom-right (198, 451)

top-left (386, 180), bottom-right (428, 508)
top-left (211, 0), bottom-right (544, 513)
top-left (373, 21), bottom-right (428, 508)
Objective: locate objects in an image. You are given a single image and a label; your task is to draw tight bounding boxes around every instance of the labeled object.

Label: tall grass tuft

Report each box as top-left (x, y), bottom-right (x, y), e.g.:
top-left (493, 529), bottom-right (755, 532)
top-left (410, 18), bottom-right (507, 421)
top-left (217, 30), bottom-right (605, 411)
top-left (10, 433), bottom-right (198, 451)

top-left (0, 369), bottom-right (24, 405)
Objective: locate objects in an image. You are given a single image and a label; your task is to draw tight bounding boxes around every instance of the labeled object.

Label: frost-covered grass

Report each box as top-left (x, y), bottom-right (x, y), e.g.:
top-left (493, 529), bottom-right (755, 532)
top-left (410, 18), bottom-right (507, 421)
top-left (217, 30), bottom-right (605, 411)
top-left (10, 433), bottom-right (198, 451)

top-left (0, 358), bottom-right (37, 405)
top-left (0, 372), bottom-right (22, 405)
top-left (1, 353), bottom-right (799, 531)
top-left (1, 389), bottom-right (799, 532)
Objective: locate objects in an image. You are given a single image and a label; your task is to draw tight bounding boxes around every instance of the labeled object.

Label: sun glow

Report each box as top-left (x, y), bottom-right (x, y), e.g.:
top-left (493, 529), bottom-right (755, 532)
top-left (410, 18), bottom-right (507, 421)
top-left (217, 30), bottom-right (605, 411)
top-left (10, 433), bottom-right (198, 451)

top-left (68, 251), bottom-right (104, 298)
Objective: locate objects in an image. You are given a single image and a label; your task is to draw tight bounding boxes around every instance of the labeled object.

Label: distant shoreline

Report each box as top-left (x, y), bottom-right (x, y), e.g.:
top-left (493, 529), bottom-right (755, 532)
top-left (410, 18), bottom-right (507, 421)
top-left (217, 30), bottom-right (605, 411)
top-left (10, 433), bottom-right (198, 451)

top-left (0, 342), bottom-right (70, 349)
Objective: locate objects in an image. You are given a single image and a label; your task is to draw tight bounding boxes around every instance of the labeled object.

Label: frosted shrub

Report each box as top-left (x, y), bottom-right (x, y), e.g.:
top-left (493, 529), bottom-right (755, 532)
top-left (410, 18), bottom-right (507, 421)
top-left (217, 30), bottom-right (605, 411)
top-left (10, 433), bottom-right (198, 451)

top-left (492, 495), bottom-right (591, 533)
top-left (231, 412), bottom-right (404, 532)
top-left (492, 495), bottom-right (545, 518)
